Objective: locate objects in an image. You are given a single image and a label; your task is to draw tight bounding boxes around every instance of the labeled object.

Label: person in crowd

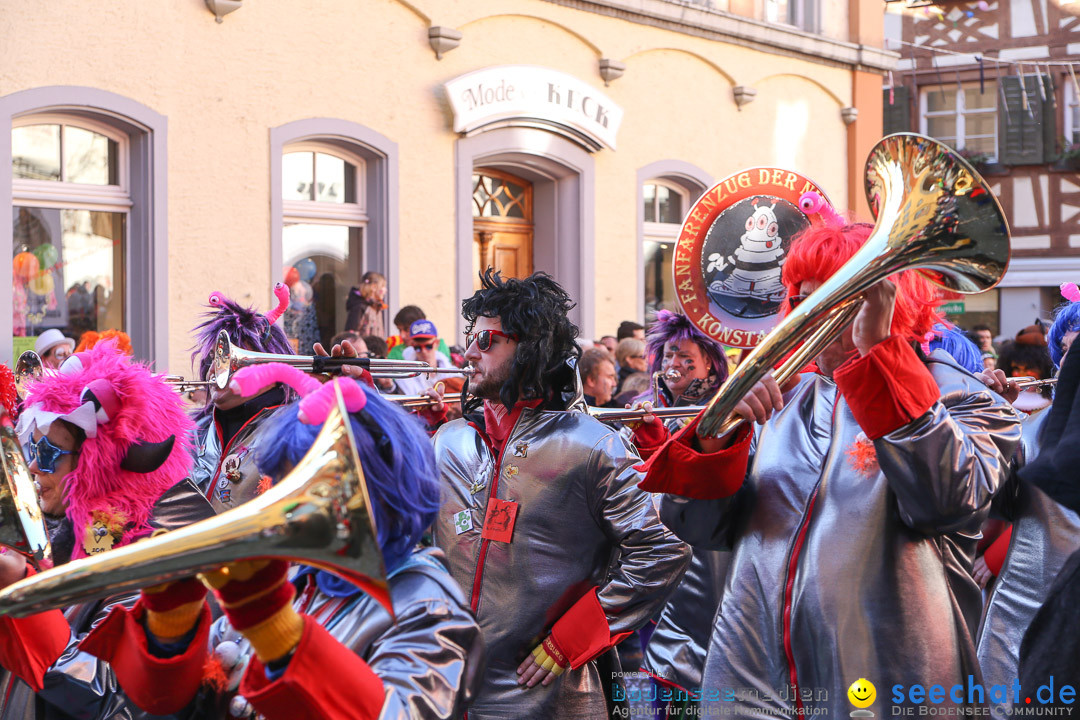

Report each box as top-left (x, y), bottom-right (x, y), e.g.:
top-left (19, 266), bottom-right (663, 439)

top-left (581, 347), bottom-right (618, 408)
top-left (617, 321), bottom-right (645, 342)
top-left (189, 284), bottom-right (294, 512)
top-left (33, 328), bottom-right (74, 370)
top-left (639, 223), bottom-right (1020, 716)
top-left (330, 330), bottom-right (361, 349)
top-left (598, 336), bottom-right (617, 357)
top-left (0, 341), bottom-right (213, 719)
top-left (431, 270), bottom-right (690, 719)
top-left (975, 289), bottom-right (1080, 716)
top-left (391, 319), bottom-right (454, 397)
top-left (997, 324), bottom-right (1054, 413)
top-left (363, 334), bottom-right (388, 359)
top-left (926, 323), bottom-right (984, 375)
top-left (615, 338), bottom-right (647, 394)
top-left (614, 372), bottom-right (650, 408)
top-left (386, 305), bottom-right (424, 355)
top-left (74, 329), bottom-right (132, 355)
top-left (80, 367), bottom-right (484, 720)
top-left (345, 271), bottom-right (388, 339)
top-left (972, 323), bottom-right (998, 370)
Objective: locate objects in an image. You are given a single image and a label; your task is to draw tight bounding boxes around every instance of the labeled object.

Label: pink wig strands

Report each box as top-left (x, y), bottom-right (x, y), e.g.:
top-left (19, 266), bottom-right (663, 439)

top-left (298, 378), bottom-right (368, 425)
top-left (1062, 282), bottom-right (1080, 304)
top-left (230, 363), bottom-right (321, 400)
top-left (22, 341), bottom-right (194, 560)
top-left (265, 283), bottom-right (290, 325)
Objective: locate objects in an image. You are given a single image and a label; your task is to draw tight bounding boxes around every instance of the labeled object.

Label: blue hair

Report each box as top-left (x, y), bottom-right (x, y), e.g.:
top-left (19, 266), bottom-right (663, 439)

top-left (927, 324), bottom-right (983, 374)
top-left (256, 380), bottom-right (440, 573)
top-left (1049, 303), bottom-right (1080, 367)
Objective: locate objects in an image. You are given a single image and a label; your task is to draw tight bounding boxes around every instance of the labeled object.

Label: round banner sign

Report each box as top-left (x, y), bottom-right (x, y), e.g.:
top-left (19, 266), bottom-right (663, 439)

top-left (674, 168), bottom-right (836, 349)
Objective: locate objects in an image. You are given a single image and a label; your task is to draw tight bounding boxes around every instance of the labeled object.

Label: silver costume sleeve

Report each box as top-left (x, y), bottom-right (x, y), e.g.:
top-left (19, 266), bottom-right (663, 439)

top-left (367, 571), bottom-right (485, 720)
top-left (588, 433), bottom-right (692, 635)
top-left (874, 377), bottom-right (1021, 535)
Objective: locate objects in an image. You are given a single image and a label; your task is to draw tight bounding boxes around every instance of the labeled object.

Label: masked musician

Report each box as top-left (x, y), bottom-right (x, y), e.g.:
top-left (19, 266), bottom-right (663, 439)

top-left (640, 223), bottom-right (1020, 717)
top-left (975, 289), bottom-right (1080, 715)
top-left (190, 284), bottom-right (295, 512)
top-left (81, 367), bottom-right (484, 720)
top-left (628, 311), bottom-right (730, 717)
top-left (431, 269), bottom-right (691, 719)
top-left (0, 341), bottom-right (213, 719)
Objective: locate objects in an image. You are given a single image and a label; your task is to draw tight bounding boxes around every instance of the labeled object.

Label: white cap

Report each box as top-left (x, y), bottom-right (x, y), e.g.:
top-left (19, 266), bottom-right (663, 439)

top-left (34, 328), bottom-right (75, 357)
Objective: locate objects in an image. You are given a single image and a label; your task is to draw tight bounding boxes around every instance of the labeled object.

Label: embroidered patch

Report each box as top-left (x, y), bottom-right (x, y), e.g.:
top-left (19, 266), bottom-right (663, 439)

top-left (504, 465), bottom-right (519, 479)
top-left (481, 498), bottom-right (519, 543)
top-left (513, 441), bottom-right (529, 458)
top-left (453, 510), bottom-right (473, 535)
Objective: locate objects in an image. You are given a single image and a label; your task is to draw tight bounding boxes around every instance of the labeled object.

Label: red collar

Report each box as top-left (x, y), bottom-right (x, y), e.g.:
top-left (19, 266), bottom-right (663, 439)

top-left (483, 399), bottom-right (542, 455)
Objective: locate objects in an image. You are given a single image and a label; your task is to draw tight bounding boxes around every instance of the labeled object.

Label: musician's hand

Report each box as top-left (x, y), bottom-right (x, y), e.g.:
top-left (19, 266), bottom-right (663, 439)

top-left (0, 550), bottom-right (27, 588)
top-left (313, 341), bottom-right (366, 380)
top-left (976, 369), bottom-right (1019, 404)
top-left (697, 373), bottom-right (782, 454)
top-left (972, 555), bottom-right (994, 589)
top-left (852, 280), bottom-right (897, 356)
top-left (416, 383), bottom-right (448, 426)
top-left (517, 637), bottom-right (567, 688)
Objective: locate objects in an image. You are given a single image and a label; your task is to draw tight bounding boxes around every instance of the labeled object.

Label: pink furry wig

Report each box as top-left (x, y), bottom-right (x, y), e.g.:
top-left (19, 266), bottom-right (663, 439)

top-left (20, 341), bottom-right (194, 560)
top-left (781, 223), bottom-right (942, 344)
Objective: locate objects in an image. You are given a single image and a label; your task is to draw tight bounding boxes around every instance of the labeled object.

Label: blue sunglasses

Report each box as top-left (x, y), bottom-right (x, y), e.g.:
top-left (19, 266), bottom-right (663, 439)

top-left (28, 436), bottom-right (74, 474)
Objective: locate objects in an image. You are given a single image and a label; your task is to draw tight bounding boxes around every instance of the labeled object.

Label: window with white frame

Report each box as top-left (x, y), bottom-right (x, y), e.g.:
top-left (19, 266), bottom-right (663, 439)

top-left (764, 0), bottom-right (817, 31)
top-left (11, 116), bottom-right (129, 346)
top-left (281, 144), bottom-right (367, 352)
top-left (1065, 80), bottom-right (1080, 147)
top-left (921, 83), bottom-right (998, 160)
top-left (643, 180), bottom-right (689, 318)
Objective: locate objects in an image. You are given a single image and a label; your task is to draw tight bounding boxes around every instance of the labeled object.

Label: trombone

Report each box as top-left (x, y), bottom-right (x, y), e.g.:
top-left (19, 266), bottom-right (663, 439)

top-left (208, 331), bottom-right (474, 390)
top-left (588, 405), bottom-right (703, 423)
top-left (1008, 377), bottom-right (1057, 392)
top-left (0, 383), bottom-right (389, 617)
top-left (695, 134), bottom-right (1011, 438)
top-left (389, 392), bottom-right (464, 409)
top-left (159, 375), bottom-right (215, 393)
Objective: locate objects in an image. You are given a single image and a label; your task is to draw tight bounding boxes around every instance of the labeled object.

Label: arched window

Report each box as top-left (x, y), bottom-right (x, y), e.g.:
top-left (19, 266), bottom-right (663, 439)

top-left (11, 115), bottom-right (130, 348)
top-left (280, 142), bottom-right (367, 351)
top-left (642, 179), bottom-right (691, 317)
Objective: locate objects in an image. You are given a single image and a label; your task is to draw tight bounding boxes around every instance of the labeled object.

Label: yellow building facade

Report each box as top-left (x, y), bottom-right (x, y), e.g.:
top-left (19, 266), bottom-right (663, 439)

top-left (1, 0), bottom-right (893, 373)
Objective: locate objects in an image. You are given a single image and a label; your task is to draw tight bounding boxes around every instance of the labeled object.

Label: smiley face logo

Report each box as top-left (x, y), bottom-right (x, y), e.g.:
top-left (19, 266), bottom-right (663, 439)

top-left (848, 678), bottom-right (876, 709)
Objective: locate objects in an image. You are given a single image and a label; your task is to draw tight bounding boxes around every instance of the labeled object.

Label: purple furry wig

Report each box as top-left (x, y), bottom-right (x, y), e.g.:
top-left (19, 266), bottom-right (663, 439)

top-left (190, 289), bottom-right (295, 383)
top-left (645, 310), bottom-right (729, 381)
top-left (20, 341), bottom-right (193, 560)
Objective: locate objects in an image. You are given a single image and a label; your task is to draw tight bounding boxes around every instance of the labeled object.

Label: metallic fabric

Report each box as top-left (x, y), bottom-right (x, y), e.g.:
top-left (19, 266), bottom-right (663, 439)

top-left (660, 353), bottom-right (1020, 718)
top-left (0, 480), bottom-right (214, 720)
top-left (432, 401), bottom-right (691, 719)
top-left (977, 409), bottom-right (1080, 718)
top-left (191, 409), bottom-right (279, 513)
top-left (201, 548), bottom-right (484, 720)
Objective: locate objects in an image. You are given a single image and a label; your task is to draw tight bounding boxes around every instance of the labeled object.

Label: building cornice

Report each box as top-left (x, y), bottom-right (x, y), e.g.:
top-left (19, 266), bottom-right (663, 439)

top-left (542, 0), bottom-right (899, 72)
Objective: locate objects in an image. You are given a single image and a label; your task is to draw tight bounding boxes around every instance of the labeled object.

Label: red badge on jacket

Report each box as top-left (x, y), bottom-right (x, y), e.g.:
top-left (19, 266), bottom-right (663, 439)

top-left (481, 498), bottom-right (518, 543)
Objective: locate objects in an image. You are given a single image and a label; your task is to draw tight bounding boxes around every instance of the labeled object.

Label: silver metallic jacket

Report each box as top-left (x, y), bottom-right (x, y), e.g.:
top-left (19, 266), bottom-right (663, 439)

top-left (0, 480), bottom-right (214, 720)
top-left (977, 409), bottom-right (1080, 718)
top-left (198, 548), bottom-right (484, 720)
top-left (191, 407), bottom-right (280, 513)
top-left (432, 404), bottom-right (691, 719)
top-left (660, 354), bottom-right (1020, 718)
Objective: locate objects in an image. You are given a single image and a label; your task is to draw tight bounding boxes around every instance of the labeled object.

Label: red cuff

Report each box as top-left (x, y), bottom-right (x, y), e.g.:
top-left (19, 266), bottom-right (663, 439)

top-left (78, 599), bottom-right (211, 715)
top-left (0, 610), bottom-right (70, 693)
top-left (549, 588), bottom-right (613, 670)
top-left (983, 525), bottom-right (1013, 577)
top-left (636, 417), bottom-right (752, 500)
top-left (631, 421), bottom-right (670, 461)
top-left (241, 616), bottom-right (384, 720)
top-left (833, 335), bottom-right (939, 440)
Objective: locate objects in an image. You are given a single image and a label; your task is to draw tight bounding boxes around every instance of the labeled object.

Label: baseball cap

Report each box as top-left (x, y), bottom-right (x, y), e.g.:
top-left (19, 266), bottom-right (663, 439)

top-left (409, 319), bottom-right (438, 340)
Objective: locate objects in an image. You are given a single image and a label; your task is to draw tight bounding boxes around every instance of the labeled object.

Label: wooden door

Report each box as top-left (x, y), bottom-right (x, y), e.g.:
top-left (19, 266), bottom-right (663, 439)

top-left (472, 169), bottom-right (533, 288)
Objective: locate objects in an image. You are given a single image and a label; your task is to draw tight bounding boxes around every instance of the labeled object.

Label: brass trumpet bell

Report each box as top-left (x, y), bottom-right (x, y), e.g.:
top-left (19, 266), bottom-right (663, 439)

top-left (0, 412), bottom-right (51, 570)
top-left (14, 351), bottom-right (46, 398)
top-left (0, 383), bottom-right (389, 617)
top-left (696, 133), bottom-right (1011, 437)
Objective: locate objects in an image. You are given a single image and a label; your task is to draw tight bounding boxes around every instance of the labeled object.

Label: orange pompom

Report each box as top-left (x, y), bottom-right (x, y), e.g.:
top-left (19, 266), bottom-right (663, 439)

top-left (256, 475), bottom-right (274, 496)
top-left (846, 434), bottom-right (880, 478)
top-left (202, 653), bottom-right (229, 693)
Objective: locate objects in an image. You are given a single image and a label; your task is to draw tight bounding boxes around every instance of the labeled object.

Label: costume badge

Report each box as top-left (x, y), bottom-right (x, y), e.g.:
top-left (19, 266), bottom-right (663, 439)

top-left (504, 464), bottom-right (520, 479)
top-left (675, 168), bottom-right (835, 348)
top-left (453, 510), bottom-right (473, 535)
top-left (221, 447), bottom-right (250, 483)
top-left (83, 520), bottom-right (117, 555)
top-left (481, 498), bottom-right (519, 543)
top-left (513, 441), bottom-right (529, 458)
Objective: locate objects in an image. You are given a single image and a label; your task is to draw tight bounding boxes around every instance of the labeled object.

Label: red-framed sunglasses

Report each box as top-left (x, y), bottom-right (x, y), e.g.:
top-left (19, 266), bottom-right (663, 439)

top-left (412, 340), bottom-right (437, 351)
top-left (465, 329), bottom-right (518, 352)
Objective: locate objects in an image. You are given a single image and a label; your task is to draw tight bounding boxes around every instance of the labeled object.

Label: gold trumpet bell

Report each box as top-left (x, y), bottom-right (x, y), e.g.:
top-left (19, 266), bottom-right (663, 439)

top-left (0, 383), bottom-right (390, 617)
top-left (0, 412), bottom-right (51, 570)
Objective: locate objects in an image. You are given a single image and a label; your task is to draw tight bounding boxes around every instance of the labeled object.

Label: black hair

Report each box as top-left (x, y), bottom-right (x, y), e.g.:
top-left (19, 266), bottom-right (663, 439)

top-left (363, 334), bottom-right (389, 359)
top-left (617, 321), bottom-right (644, 340)
top-left (998, 340), bottom-right (1054, 398)
top-left (462, 269), bottom-right (581, 412)
top-left (393, 305), bottom-right (425, 329)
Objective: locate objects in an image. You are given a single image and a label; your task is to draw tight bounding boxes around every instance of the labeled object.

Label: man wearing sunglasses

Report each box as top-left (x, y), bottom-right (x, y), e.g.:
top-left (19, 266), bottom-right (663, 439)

top-left (431, 269), bottom-right (690, 720)
top-left (390, 319), bottom-right (455, 398)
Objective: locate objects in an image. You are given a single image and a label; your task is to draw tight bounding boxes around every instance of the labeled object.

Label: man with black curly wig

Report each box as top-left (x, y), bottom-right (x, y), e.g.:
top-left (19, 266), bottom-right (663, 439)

top-left (431, 269), bottom-right (691, 719)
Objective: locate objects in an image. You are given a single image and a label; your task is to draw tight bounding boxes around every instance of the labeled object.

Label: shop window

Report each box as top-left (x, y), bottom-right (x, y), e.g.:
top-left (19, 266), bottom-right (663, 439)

top-left (643, 180), bottom-right (690, 318)
top-left (11, 118), bottom-right (129, 350)
top-left (281, 144), bottom-right (366, 352)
